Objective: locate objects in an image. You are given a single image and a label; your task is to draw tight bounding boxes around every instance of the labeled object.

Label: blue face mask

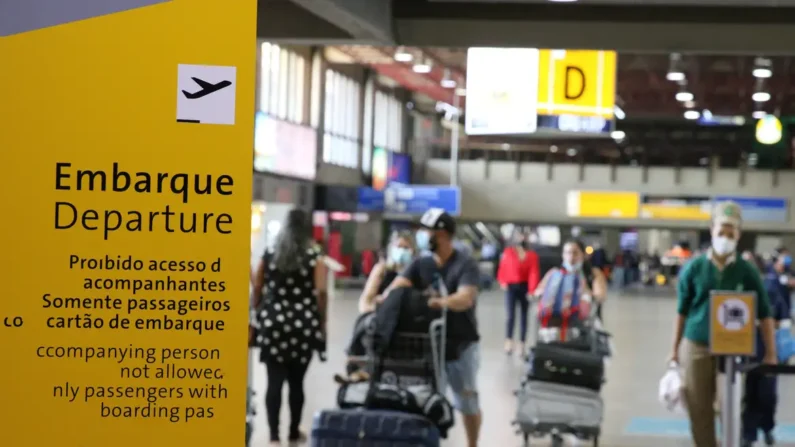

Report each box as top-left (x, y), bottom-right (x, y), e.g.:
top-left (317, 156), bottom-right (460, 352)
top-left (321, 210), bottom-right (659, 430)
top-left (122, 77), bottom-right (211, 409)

top-left (389, 247), bottom-right (413, 266)
top-left (415, 231), bottom-right (432, 251)
top-left (784, 255), bottom-right (793, 268)
top-left (562, 260), bottom-right (582, 272)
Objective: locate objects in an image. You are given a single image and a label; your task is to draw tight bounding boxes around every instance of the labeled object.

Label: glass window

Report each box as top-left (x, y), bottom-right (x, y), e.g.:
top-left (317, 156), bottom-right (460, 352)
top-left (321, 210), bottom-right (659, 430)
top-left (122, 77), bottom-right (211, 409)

top-left (322, 69), bottom-right (362, 168)
top-left (361, 79), bottom-right (374, 175)
top-left (257, 42), bottom-right (308, 124)
top-left (373, 91), bottom-right (403, 153)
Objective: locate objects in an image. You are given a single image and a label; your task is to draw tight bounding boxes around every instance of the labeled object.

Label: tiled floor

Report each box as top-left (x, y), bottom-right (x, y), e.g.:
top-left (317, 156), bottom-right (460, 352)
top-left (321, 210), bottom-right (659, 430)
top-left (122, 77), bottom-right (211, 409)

top-left (249, 288), bottom-right (795, 446)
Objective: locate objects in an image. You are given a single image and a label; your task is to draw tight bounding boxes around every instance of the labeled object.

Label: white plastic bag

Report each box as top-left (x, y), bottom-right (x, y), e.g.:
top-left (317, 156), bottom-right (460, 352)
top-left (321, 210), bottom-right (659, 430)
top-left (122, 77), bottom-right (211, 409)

top-left (658, 363), bottom-right (688, 415)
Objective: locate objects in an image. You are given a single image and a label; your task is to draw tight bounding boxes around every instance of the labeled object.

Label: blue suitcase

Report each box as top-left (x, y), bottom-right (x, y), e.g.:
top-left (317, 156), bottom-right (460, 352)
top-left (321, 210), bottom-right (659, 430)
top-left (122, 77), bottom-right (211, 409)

top-left (311, 409), bottom-right (440, 447)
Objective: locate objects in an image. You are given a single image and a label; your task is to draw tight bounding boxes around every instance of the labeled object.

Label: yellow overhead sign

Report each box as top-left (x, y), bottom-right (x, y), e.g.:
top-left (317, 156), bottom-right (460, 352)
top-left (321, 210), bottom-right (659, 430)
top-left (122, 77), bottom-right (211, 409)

top-left (567, 191), bottom-right (640, 218)
top-left (537, 49), bottom-right (617, 119)
top-left (639, 204), bottom-right (712, 220)
top-left (1, 0), bottom-right (255, 446)
top-left (709, 292), bottom-right (757, 356)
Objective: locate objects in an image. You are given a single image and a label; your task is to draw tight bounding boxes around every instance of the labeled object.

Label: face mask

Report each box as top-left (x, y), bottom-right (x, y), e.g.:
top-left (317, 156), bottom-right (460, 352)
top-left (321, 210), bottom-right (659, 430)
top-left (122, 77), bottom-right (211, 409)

top-left (784, 255), bottom-right (793, 267)
top-left (562, 260), bottom-right (582, 272)
top-left (416, 231), bottom-right (432, 252)
top-left (712, 236), bottom-right (737, 256)
top-left (389, 247), bottom-right (412, 266)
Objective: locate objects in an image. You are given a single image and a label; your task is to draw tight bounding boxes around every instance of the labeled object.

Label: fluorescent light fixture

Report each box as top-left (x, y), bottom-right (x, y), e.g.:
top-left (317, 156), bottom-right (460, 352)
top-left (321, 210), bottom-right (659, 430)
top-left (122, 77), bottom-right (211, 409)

top-left (501, 143), bottom-right (511, 150)
top-left (455, 87), bottom-right (466, 96)
top-left (394, 47), bottom-right (413, 63)
top-left (666, 71), bottom-right (685, 82)
top-left (676, 91), bottom-right (694, 102)
top-left (413, 61), bottom-right (432, 74)
top-left (613, 106), bottom-right (625, 120)
top-left (566, 148), bottom-right (578, 156)
top-left (702, 109), bottom-right (712, 120)
top-left (753, 68), bottom-right (772, 79)
top-left (550, 145), bottom-right (559, 153)
top-left (684, 100), bottom-right (696, 108)
top-left (441, 78), bottom-right (457, 89)
top-left (753, 110), bottom-right (767, 119)
top-left (611, 130), bottom-right (626, 140)
top-left (684, 110), bottom-right (700, 120)
top-left (752, 91), bottom-right (771, 102)
top-left (440, 69), bottom-right (457, 89)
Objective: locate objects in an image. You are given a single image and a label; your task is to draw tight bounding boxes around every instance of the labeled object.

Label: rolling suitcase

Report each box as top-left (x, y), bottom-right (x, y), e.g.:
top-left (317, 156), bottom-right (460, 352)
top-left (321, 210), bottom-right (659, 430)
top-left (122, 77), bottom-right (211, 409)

top-left (529, 343), bottom-right (604, 391)
top-left (311, 409), bottom-right (441, 447)
top-left (515, 380), bottom-right (603, 432)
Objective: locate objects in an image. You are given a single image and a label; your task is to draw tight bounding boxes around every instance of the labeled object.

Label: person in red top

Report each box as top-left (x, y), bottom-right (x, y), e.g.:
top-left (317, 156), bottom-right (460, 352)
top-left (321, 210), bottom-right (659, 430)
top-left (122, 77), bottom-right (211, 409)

top-left (497, 233), bottom-right (540, 354)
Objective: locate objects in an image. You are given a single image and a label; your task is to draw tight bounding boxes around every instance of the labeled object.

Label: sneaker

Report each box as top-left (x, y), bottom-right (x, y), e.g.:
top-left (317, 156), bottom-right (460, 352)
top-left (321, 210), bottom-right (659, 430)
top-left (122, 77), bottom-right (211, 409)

top-left (504, 340), bottom-right (513, 354)
top-left (764, 430), bottom-right (775, 445)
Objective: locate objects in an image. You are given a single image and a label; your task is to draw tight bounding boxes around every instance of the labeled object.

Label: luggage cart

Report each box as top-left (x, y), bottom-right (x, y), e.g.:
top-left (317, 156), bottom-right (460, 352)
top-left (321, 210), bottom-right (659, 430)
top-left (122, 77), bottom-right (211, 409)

top-left (515, 297), bottom-right (607, 447)
top-left (348, 278), bottom-right (449, 393)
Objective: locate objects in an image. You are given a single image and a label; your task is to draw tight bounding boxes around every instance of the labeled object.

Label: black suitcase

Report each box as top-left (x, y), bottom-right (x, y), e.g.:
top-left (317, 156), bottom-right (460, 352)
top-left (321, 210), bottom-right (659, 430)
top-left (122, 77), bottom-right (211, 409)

top-left (529, 343), bottom-right (604, 391)
top-left (547, 328), bottom-right (612, 358)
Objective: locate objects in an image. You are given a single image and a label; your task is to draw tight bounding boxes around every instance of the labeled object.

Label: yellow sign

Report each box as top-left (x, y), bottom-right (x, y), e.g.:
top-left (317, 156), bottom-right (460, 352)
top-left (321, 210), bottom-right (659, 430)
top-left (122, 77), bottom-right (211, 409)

top-left (537, 49), bottom-right (617, 119)
top-left (1, 1), bottom-right (255, 446)
top-left (639, 204), bottom-right (711, 220)
top-left (709, 292), bottom-right (757, 356)
top-left (756, 115), bottom-right (783, 145)
top-left (567, 191), bottom-right (640, 218)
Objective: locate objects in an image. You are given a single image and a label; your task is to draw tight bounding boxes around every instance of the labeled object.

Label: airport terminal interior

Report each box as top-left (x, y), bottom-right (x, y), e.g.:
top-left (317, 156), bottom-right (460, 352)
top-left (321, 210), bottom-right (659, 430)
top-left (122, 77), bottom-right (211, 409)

top-left (245, 1), bottom-right (795, 444)
top-left (14, 0), bottom-right (795, 446)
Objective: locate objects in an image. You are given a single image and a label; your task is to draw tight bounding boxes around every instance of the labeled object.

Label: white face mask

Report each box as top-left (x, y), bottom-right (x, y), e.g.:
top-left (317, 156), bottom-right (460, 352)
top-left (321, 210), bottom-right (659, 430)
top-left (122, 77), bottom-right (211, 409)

top-left (712, 236), bottom-right (737, 256)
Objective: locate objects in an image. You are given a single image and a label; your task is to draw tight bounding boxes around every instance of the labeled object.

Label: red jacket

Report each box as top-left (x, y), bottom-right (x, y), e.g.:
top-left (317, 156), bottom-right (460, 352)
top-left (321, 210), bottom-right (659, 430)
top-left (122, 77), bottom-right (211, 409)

top-left (497, 247), bottom-right (540, 290)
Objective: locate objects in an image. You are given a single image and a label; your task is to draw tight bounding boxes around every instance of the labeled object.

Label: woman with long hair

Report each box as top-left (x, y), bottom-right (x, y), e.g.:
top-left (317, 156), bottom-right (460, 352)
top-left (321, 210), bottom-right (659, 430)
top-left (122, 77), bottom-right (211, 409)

top-left (534, 239), bottom-right (608, 327)
top-left (358, 231), bottom-right (416, 313)
top-left (251, 208), bottom-right (328, 446)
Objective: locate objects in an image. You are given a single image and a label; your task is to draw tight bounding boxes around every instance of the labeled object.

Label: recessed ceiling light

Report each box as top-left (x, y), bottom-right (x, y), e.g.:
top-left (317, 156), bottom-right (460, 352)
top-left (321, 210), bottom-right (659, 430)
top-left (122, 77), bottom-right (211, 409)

top-left (440, 78), bottom-right (457, 89)
top-left (613, 106), bottom-right (625, 120)
top-left (684, 110), bottom-right (700, 120)
top-left (394, 47), bottom-right (413, 63)
top-left (752, 92), bottom-right (771, 102)
top-left (550, 145), bottom-right (559, 153)
top-left (566, 148), bottom-right (578, 156)
top-left (752, 111), bottom-right (767, 119)
top-left (413, 62), bottom-right (432, 74)
top-left (666, 71), bottom-right (685, 82)
top-left (684, 100), bottom-right (696, 109)
top-left (455, 88), bottom-right (466, 96)
top-left (611, 130), bottom-right (626, 141)
top-left (753, 68), bottom-right (772, 79)
top-left (676, 91), bottom-right (694, 102)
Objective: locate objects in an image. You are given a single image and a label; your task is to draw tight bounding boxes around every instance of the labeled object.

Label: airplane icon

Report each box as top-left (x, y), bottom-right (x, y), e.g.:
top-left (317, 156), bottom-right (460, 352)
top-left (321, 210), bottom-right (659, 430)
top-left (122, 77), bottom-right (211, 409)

top-left (182, 77), bottom-right (232, 99)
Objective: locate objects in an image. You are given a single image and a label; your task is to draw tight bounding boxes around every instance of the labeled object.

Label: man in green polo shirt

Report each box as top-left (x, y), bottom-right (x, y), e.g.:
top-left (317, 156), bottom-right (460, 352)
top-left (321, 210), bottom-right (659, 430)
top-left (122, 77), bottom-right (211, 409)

top-left (668, 200), bottom-right (777, 447)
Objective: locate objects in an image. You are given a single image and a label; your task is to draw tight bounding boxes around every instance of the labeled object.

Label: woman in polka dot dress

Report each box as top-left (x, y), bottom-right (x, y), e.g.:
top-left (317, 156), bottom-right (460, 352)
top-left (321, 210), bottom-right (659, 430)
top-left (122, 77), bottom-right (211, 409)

top-left (251, 208), bottom-right (328, 446)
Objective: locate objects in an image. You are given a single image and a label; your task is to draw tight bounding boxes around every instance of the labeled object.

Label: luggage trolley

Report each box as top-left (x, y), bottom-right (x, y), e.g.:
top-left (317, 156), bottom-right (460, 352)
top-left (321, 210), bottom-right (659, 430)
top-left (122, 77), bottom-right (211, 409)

top-left (514, 297), bottom-right (609, 447)
top-left (371, 279), bottom-right (450, 393)
top-left (347, 280), bottom-right (450, 394)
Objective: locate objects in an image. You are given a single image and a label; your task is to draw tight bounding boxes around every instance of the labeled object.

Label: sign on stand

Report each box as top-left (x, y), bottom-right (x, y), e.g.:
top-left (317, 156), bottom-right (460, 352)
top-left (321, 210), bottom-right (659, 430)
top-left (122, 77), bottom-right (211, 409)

top-left (709, 291), bottom-right (757, 356)
top-left (1, 1), bottom-right (256, 446)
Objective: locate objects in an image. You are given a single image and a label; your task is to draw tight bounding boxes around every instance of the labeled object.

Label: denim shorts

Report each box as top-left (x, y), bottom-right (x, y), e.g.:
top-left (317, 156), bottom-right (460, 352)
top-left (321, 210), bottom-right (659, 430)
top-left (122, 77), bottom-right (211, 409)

top-left (445, 342), bottom-right (480, 415)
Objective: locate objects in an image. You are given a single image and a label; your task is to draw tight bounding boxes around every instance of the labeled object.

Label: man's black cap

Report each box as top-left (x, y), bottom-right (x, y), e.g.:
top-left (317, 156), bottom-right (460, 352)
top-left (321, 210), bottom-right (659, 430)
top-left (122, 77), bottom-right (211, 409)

top-left (419, 208), bottom-right (456, 235)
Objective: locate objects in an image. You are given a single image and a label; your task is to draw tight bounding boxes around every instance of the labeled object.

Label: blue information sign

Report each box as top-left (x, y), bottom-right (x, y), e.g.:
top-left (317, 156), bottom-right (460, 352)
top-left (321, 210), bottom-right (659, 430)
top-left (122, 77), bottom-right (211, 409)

top-left (385, 185), bottom-right (461, 216)
top-left (713, 196), bottom-right (788, 223)
top-left (357, 187), bottom-right (385, 212)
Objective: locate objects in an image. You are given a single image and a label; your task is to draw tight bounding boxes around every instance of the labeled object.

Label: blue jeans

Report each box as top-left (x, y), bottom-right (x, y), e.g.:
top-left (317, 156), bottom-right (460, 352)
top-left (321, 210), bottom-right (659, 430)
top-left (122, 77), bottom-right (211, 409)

top-left (445, 342), bottom-right (480, 415)
top-left (505, 283), bottom-right (529, 342)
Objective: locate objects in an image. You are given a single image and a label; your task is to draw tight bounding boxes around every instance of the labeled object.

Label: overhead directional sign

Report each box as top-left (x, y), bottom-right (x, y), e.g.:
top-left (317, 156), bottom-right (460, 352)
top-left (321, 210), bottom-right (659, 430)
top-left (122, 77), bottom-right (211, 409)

top-left (714, 196), bottom-right (788, 223)
top-left (1, 0), bottom-right (256, 446)
top-left (385, 185), bottom-right (461, 216)
top-left (537, 49), bottom-right (617, 119)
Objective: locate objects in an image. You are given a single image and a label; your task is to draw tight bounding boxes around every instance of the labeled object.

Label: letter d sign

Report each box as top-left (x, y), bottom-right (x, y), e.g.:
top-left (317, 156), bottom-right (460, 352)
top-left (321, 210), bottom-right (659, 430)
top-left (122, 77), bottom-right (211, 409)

top-left (564, 66), bottom-right (586, 100)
